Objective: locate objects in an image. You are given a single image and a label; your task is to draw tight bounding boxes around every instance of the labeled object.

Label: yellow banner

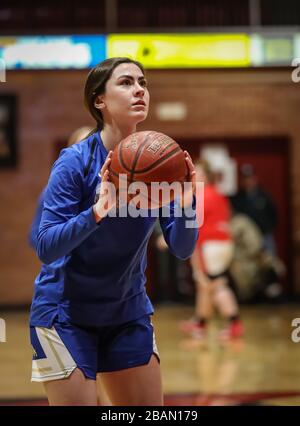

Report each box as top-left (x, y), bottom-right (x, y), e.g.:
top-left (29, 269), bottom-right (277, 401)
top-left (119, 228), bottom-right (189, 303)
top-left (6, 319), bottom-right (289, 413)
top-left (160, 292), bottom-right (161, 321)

top-left (107, 34), bottom-right (251, 68)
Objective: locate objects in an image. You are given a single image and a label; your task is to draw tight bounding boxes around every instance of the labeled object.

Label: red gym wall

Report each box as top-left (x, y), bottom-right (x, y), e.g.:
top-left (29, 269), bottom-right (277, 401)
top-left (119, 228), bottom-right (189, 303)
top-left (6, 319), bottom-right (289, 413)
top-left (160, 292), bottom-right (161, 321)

top-left (0, 68), bottom-right (299, 305)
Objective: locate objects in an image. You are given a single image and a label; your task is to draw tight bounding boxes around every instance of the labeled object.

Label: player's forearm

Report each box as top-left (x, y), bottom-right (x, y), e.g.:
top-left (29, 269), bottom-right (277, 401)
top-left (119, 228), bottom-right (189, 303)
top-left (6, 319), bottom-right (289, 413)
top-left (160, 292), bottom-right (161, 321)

top-left (167, 215), bottom-right (199, 260)
top-left (160, 196), bottom-right (198, 259)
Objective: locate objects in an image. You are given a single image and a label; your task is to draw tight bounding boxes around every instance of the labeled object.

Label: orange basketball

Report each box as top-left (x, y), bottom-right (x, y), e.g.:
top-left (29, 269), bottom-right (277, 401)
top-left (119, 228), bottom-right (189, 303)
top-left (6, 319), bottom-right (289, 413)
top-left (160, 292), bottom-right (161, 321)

top-left (109, 131), bottom-right (188, 207)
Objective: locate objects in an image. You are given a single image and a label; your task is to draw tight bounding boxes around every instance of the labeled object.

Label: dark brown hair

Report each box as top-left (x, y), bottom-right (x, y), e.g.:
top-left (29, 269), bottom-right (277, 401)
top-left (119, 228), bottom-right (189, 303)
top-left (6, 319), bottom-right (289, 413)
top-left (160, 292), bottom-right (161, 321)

top-left (84, 57), bottom-right (145, 133)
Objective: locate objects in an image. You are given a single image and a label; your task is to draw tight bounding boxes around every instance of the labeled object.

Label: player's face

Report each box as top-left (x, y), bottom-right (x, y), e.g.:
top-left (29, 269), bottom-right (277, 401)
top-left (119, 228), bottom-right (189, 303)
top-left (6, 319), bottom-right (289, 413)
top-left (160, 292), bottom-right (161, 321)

top-left (242, 175), bottom-right (257, 191)
top-left (100, 63), bottom-right (149, 126)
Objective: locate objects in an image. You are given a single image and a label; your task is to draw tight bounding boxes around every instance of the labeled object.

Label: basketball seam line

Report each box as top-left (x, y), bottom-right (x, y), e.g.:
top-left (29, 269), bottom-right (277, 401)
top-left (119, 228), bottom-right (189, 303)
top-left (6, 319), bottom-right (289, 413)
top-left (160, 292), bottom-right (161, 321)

top-left (109, 168), bottom-right (189, 184)
top-left (118, 139), bottom-right (132, 173)
top-left (133, 146), bottom-right (182, 174)
top-left (118, 132), bottom-right (156, 179)
top-left (158, 140), bottom-right (177, 157)
top-left (130, 132), bottom-right (157, 182)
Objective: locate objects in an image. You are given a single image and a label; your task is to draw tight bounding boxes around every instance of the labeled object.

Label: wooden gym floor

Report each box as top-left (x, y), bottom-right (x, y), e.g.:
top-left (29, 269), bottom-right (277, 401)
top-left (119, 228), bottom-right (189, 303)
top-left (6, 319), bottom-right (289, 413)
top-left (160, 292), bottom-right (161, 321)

top-left (0, 304), bottom-right (300, 406)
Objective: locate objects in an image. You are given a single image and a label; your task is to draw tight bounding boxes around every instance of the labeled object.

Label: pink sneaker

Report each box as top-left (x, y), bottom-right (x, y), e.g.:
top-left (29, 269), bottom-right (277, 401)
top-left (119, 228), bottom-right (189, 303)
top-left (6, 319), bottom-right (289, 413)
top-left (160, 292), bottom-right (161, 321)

top-left (219, 320), bottom-right (244, 340)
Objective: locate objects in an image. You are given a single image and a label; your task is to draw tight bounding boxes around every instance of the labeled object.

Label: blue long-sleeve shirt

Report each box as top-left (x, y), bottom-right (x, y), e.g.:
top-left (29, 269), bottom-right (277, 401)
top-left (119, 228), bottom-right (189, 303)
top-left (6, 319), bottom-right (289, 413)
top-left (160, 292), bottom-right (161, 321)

top-left (28, 188), bottom-right (46, 250)
top-left (30, 131), bottom-right (198, 328)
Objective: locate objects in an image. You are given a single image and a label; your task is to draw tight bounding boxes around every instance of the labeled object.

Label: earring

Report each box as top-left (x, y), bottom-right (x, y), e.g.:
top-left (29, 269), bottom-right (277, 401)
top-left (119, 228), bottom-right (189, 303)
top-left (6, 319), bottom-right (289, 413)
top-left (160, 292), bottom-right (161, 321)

top-left (94, 102), bottom-right (104, 110)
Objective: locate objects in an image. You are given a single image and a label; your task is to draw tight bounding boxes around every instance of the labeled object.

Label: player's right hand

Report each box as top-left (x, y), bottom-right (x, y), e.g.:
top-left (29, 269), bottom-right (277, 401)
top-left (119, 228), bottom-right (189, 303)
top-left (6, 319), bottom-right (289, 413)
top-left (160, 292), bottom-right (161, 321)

top-left (93, 151), bottom-right (116, 222)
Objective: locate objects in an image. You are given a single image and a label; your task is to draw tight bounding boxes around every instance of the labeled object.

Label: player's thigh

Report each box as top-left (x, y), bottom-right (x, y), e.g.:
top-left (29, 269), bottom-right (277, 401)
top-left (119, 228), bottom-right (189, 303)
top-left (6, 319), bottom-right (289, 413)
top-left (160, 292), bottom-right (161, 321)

top-left (101, 354), bottom-right (163, 406)
top-left (96, 374), bottom-right (112, 406)
top-left (44, 367), bottom-right (98, 406)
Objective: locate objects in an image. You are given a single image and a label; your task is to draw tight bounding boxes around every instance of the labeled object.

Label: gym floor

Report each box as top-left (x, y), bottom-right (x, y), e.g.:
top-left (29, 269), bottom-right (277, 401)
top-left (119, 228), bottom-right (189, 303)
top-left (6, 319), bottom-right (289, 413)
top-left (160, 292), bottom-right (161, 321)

top-left (0, 304), bottom-right (300, 406)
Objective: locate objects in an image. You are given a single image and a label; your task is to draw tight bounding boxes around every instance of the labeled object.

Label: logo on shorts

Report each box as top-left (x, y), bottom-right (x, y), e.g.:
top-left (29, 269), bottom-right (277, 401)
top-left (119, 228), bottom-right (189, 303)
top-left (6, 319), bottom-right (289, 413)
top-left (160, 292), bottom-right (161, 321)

top-left (32, 346), bottom-right (38, 358)
top-left (291, 318), bottom-right (300, 342)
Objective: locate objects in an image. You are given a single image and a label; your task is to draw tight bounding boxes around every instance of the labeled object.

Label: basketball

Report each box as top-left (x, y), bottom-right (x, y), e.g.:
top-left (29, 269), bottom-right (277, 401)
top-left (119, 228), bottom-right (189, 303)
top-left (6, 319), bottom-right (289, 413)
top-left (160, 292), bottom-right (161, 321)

top-left (109, 131), bottom-right (188, 207)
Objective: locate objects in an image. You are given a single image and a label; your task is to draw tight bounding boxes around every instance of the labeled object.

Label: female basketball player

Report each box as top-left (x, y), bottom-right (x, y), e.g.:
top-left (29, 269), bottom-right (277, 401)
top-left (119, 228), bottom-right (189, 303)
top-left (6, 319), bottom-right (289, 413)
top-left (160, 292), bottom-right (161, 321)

top-left (29, 57), bottom-right (198, 406)
top-left (181, 160), bottom-right (244, 341)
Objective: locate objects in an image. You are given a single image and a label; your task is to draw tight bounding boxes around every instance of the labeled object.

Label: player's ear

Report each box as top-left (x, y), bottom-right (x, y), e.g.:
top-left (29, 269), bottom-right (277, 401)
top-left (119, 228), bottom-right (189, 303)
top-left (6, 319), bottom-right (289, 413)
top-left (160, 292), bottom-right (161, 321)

top-left (94, 95), bottom-right (105, 110)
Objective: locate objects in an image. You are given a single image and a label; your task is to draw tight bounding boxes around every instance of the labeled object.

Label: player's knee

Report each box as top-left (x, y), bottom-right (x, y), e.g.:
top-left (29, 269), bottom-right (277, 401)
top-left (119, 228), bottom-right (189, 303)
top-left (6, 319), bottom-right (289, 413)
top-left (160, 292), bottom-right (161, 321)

top-left (209, 271), bottom-right (230, 292)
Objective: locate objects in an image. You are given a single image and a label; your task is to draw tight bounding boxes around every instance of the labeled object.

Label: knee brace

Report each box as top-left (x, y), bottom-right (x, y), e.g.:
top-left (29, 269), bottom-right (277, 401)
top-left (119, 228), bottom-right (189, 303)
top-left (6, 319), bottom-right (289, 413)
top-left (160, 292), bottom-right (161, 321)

top-left (206, 270), bottom-right (230, 281)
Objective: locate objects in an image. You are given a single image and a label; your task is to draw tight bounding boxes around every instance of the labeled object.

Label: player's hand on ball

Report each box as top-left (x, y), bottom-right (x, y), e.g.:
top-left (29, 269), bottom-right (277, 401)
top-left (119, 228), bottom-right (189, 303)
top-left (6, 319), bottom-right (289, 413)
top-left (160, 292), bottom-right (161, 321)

top-left (93, 151), bottom-right (116, 222)
top-left (180, 151), bottom-right (196, 208)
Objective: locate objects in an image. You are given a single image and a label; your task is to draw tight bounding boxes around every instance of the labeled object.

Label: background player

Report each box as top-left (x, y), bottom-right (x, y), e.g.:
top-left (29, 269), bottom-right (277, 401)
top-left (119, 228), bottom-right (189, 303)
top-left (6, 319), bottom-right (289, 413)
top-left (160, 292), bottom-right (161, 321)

top-left (181, 160), bottom-right (244, 341)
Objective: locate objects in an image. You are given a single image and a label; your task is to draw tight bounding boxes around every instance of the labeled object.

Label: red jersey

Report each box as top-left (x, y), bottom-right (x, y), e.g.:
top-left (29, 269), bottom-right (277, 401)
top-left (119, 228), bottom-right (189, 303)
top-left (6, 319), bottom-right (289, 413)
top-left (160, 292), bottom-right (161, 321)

top-left (197, 184), bottom-right (232, 245)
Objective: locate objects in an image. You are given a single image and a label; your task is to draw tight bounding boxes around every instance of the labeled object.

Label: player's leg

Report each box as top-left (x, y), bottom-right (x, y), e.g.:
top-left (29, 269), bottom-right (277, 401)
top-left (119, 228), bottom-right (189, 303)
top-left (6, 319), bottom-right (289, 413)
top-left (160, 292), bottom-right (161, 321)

top-left (181, 249), bottom-right (213, 337)
top-left (44, 368), bottom-right (97, 406)
top-left (212, 276), bottom-right (244, 339)
top-left (96, 374), bottom-right (112, 406)
top-left (181, 270), bottom-right (214, 339)
top-left (101, 354), bottom-right (163, 406)
top-left (203, 241), bottom-right (244, 339)
top-left (195, 270), bottom-right (214, 319)
top-left (206, 242), bottom-right (239, 317)
top-left (212, 275), bottom-right (239, 318)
